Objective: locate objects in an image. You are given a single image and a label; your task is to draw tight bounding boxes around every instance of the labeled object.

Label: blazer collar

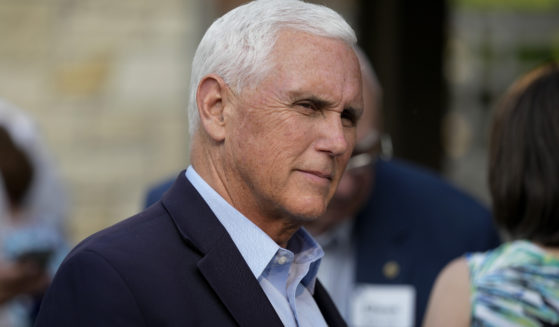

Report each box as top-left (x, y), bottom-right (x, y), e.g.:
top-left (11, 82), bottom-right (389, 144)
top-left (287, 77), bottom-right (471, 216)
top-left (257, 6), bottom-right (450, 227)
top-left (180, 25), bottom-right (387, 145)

top-left (314, 280), bottom-right (348, 327)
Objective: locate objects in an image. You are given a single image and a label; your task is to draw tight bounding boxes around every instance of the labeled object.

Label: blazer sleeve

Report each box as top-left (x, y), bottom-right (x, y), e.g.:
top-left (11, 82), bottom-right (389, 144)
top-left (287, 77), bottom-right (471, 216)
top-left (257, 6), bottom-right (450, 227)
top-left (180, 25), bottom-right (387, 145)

top-left (35, 250), bottom-right (146, 327)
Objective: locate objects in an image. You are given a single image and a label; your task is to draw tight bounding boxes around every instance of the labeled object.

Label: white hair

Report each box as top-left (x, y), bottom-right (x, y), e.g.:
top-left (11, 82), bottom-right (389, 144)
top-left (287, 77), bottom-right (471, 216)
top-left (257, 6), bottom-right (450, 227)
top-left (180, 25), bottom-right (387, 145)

top-left (187, 0), bottom-right (357, 135)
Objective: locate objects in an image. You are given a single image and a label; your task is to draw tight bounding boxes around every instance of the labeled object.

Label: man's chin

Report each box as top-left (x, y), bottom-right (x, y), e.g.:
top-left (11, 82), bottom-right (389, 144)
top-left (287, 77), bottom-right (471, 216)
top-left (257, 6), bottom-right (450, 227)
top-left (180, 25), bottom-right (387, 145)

top-left (293, 210), bottom-right (325, 223)
top-left (263, 200), bottom-right (321, 223)
top-left (284, 195), bottom-right (330, 219)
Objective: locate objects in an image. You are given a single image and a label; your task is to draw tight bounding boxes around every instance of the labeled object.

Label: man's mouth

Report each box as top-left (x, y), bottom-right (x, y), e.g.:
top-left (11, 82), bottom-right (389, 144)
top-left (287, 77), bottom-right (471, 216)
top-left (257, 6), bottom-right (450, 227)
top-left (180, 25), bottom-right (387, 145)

top-left (298, 169), bottom-right (333, 181)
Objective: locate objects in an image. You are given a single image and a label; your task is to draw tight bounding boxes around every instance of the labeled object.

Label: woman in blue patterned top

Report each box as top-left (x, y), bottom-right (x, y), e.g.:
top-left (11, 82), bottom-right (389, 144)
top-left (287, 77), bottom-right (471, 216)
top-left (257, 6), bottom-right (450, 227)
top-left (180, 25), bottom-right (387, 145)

top-left (423, 62), bottom-right (559, 327)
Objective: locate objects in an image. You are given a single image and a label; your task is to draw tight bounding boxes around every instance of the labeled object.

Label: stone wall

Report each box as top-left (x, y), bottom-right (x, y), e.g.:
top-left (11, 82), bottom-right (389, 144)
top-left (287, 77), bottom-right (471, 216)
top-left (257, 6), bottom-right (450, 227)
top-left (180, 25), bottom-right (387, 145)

top-left (0, 0), bottom-right (205, 243)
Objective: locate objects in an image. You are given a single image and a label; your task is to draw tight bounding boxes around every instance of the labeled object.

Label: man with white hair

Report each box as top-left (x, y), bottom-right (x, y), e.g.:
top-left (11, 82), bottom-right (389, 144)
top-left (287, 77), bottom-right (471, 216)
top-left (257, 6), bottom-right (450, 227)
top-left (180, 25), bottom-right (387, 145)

top-left (35, 1), bottom-right (362, 326)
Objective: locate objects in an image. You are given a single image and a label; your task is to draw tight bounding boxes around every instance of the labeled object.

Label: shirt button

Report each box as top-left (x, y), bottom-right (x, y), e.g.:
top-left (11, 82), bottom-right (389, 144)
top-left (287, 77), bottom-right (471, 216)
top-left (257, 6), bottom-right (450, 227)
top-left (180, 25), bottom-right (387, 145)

top-left (276, 256), bottom-right (288, 265)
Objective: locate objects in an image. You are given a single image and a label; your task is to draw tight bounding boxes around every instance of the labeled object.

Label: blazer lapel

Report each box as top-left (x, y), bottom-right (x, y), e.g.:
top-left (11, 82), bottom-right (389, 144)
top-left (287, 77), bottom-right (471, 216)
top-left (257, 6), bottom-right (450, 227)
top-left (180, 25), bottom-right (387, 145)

top-left (162, 172), bottom-right (284, 326)
top-left (198, 235), bottom-right (284, 326)
top-left (314, 280), bottom-right (348, 327)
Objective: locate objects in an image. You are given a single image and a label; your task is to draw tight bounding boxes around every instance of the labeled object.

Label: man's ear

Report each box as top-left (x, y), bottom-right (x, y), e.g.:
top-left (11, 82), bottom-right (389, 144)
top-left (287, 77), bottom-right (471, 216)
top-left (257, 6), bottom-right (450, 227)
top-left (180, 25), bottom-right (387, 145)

top-left (196, 74), bottom-right (230, 142)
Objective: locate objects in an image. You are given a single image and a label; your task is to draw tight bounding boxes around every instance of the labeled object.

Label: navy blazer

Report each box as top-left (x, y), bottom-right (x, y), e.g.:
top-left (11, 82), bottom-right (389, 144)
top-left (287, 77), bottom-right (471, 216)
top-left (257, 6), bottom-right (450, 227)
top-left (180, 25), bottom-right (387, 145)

top-left (35, 172), bottom-right (346, 326)
top-left (141, 160), bottom-right (500, 327)
top-left (353, 158), bottom-right (500, 326)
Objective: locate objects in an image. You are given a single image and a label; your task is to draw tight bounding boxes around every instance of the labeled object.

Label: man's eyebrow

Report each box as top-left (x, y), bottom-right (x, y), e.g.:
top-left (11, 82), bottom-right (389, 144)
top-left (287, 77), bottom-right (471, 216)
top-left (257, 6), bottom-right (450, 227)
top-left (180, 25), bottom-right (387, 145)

top-left (305, 96), bottom-right (333, 108)
top-left (289, 92), bottom-right (333, 107)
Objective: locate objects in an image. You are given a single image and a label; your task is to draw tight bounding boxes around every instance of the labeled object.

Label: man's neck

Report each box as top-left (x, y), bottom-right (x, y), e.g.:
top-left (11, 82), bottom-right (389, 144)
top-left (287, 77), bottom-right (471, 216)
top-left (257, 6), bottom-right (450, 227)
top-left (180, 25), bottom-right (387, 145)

top-left (190, 151), bottom-right (301, 248)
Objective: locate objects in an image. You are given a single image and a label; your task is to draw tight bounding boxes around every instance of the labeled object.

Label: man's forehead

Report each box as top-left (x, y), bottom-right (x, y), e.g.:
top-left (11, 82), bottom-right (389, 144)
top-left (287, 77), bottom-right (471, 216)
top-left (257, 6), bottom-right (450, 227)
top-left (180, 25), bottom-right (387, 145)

top-left (271, 28), bottom-right (355, 59)
top-left (270, 35), bottom-right (361, 89)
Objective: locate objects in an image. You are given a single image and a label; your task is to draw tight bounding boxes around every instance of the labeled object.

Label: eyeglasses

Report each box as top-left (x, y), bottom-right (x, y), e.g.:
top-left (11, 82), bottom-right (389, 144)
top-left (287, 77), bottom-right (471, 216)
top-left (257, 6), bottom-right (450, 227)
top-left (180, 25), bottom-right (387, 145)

top-left (345, 131), bottom-right (392, 172)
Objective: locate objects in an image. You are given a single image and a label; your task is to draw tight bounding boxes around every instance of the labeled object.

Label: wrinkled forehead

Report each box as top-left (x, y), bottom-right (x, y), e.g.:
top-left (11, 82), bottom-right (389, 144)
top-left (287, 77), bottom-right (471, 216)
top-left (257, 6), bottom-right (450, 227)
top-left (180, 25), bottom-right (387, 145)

top-left (256, 28), bottom-right (358, 79)
top-left (269, 28), bottom-right (356, 62)
top-left (268, 30), bottom-right (360, 83)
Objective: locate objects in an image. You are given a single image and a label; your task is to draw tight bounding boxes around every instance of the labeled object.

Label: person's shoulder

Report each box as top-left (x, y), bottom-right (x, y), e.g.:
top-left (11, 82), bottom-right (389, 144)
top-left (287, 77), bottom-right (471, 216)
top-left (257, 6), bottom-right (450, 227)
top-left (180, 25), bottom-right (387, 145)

top-left (438, 256), bottom-right (470, 281)
top-left (375, 158), bottom-right (489, 214)
top-left (66, 204), bottom-right (171, 263)
top-left (422, 256), bottom-right (470, 327)
top-left (376, 158), bottom-right (470, 194)
top-left (469, 241), bottom-right (555, 277)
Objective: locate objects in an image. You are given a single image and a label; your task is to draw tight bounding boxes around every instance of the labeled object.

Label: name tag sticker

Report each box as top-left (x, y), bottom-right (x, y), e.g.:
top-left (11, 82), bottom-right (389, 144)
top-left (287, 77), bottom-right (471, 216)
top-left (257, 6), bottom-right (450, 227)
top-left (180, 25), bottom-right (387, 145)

top-left (351, 284), bottom-right (415, 327)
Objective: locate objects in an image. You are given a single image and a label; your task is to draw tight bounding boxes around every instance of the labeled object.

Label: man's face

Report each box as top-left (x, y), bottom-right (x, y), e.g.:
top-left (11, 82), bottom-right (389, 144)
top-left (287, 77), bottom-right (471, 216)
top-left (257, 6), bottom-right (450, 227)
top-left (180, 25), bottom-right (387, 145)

top-left (222, 30), bottom-right (363, 224)
top-left (306, 66), bottom-right (380, 235)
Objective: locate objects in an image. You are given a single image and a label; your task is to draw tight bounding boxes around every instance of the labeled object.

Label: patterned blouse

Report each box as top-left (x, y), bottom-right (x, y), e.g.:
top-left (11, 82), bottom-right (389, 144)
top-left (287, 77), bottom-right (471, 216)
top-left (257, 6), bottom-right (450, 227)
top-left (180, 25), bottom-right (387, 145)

top-left (467, 240), bottom-right (559, 326)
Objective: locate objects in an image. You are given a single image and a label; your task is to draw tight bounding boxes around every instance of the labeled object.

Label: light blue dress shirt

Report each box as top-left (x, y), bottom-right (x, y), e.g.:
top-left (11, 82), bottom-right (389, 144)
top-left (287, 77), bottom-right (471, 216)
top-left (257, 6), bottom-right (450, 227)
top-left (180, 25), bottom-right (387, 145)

top-left (186, 166), bottom-right (328, 327)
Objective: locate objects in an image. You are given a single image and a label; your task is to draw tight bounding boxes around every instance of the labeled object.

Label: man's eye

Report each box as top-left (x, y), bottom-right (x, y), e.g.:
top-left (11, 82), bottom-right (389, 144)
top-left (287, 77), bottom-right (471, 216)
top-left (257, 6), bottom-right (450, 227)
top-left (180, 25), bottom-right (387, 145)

top-left (341, 109), bottom-right (357, 126)
top-left (297, 101), bottom-right (317, 110)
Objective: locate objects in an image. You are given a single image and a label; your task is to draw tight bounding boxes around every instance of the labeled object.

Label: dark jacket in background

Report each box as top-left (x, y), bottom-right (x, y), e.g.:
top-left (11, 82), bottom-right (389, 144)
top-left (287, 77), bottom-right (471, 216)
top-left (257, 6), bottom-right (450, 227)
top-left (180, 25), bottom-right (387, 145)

top-left (353, 159), bottom-right (500, 326)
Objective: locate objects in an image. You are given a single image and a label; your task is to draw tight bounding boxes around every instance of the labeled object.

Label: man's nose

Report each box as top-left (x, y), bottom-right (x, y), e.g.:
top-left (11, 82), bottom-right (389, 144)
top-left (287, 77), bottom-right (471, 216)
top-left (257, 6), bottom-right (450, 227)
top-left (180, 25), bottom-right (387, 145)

top-left (315, 114), bottom-right (350, 157)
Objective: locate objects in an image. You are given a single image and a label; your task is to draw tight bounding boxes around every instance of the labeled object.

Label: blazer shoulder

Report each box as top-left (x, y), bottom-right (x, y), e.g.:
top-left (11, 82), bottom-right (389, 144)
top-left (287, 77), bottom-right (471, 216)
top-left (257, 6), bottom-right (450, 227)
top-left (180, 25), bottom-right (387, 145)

top-left (65, 202), bottom-right (189, 274)
top-left (37, 247), bottom-right (147, 326)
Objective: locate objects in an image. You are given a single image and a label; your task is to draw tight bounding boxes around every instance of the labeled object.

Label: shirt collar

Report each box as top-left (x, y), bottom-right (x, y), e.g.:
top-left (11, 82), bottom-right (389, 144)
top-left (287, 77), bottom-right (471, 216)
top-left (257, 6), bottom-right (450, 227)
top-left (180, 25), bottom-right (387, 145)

top-left (186, 166), bottom-right (324, 290)
top-left (289, 227), bottom-right (324, 292)
top-left (186, 166), bottom-right (279, 279)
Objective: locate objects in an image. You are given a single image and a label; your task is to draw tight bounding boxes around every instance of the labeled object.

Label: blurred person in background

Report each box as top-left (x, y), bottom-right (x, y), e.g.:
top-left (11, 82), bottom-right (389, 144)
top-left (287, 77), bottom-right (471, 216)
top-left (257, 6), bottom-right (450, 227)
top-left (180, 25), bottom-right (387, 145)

top-left (0, 99), bottom-right (69, 327)
top-left (305, 49), bottom-right (500, 327)
top-left (423, 62), bottom-right (559, 326)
